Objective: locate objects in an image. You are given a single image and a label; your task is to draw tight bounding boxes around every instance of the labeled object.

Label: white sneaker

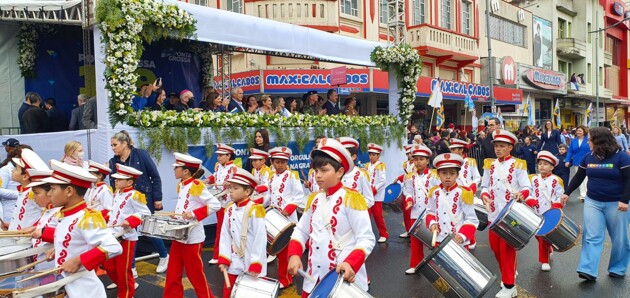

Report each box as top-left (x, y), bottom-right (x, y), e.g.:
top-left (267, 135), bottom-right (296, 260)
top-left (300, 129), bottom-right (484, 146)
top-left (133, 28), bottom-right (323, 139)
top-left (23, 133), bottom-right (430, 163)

top-left (208, 258), bottom-right (218, 265)
top-left (469, 242), bottom-right (477, 250)
top-left (405, 268), bottom-right (416, 274)
top-left (266, 255), bottom-right (276, 263)
top-left (377, 237), bottom-right (387, 243)
top-left (134, 283), bottom-right (139, 289)
top-left (156, 255), bottom-right (169, 273)
top-left (495, 286), bottom-right (517, 298)
top-left (106, 283), bottom-right (117, 289)
top-left (579, 197), bottom-right (585, 202)
top-left (132, 268), bottom-right (138, 278)
top-left (399, 232), bottom-right (409, 238)
top-left (541, 263), bottom-right (551, 271)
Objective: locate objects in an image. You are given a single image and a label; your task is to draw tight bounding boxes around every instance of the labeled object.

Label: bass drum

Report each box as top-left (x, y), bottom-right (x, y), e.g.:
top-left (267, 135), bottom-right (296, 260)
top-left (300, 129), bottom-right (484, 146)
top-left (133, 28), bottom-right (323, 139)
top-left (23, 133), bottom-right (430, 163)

top-left (230, 274), bottom-right (279, 298)
top-left (536, 208), bottom-right (582, 252)
top-left (489, 200), bottom-right (543, 250)
top-left (264, 208), bottom-right (296, 256)
top-left (309, 270), bottom-right (372, 298)
top-left (408, 209), bottom-right (432, 248)
top-left (473, 198), bottom-right (488, 231)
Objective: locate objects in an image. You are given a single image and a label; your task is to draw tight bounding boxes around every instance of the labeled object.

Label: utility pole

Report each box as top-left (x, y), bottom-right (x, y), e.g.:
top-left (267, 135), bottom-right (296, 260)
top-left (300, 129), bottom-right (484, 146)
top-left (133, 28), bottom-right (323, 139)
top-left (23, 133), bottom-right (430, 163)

top-left (485, 0), bottom-right (495, 113)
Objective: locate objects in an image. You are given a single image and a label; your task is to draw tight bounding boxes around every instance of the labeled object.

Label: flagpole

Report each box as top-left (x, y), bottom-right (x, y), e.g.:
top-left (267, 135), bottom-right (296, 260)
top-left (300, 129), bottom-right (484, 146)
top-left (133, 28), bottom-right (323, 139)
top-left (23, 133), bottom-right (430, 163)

top-left (429, 107), bottom-right (436, 132)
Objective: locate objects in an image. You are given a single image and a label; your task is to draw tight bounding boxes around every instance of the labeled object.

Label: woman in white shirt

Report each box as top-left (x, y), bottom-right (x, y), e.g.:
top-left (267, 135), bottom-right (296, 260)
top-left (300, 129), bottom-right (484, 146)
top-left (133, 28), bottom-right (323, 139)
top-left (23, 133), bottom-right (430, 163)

top-left (272, 96), bottom-right (292, 117)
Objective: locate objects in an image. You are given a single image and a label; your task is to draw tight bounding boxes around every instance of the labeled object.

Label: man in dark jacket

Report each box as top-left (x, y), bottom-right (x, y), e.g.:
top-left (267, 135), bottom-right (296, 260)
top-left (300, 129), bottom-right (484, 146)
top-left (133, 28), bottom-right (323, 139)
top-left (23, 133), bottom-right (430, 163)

top-left (434, 131), bottom-right (451, 155)
top-left (22, 96), bottom-right (49, 134)
top-left (516, 136), bottom-right (537, 174)
top-left (69, 94), bottom-right (87, 130)
top-left (479, 118), bottom-right (500, 159)
top-left (322, 89), bottom-right (341, 115)
top-left (18, 92), bottom-right (40, 133)
top-left (44, 98), bottom-right (68, 132)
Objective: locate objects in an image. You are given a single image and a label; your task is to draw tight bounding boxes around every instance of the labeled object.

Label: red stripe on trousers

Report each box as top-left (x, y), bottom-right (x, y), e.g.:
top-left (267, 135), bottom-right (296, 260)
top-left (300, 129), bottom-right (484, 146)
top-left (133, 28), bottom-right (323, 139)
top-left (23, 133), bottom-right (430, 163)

top-left (104, 240), bottom-right (136, 298)
top-left (213, 208), bottom-right (225, 259)
top-left (369, 202), bottom-right (389, 238)
top-left (165, 241), bottom-right (215, 298)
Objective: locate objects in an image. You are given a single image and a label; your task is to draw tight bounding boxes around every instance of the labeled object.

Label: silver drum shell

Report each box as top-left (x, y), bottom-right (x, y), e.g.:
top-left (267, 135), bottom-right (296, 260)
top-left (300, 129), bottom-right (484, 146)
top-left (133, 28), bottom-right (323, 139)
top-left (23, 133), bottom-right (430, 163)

top-left (489, 201), bottom-right (543, 250)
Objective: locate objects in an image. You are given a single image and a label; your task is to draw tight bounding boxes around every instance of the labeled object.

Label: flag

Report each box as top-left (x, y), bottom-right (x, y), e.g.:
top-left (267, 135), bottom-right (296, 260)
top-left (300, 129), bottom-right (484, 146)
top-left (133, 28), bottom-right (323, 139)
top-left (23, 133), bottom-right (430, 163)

top-left (427, 78), bottom-right (443, 108)
top-left (525, 94), bottom-right (535, 126)
top-left (613, 108), bottom-right (619, 127)
top-left (497, 107), bottom-right (504, 129)
top-left (584, 103), bottom-right (592, 127)
top-left (472, 109), bottom-right (479, 133)
top-left (553, 99), bottom-right (561, 128)
top-left (464, 92), bottom-right (474, 112)
top-left (435, 102), bottom-right (445, 130)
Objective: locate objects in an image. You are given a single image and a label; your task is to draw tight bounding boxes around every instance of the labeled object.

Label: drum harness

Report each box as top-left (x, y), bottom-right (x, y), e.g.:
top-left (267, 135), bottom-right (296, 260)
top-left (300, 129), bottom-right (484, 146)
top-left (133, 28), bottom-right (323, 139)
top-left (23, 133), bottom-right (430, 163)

top-left (317, 196), bottom-right (354, 256)
top-left (536, 175), bottom-right (554, 205)
top-left (232, 201), bottom-right (255, 259)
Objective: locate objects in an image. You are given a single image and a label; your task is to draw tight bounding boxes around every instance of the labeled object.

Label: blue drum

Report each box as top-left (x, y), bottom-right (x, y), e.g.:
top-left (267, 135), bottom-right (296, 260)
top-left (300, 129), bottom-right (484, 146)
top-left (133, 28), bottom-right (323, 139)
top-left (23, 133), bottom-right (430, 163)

top-left (383, 183), bottom-right (402, 203)
top-left (536, 208), bottom-right (582, 252)
top-left (309, 270), bottom-right (372, 298)
top-left (488, 200), bottom-right (543, 250)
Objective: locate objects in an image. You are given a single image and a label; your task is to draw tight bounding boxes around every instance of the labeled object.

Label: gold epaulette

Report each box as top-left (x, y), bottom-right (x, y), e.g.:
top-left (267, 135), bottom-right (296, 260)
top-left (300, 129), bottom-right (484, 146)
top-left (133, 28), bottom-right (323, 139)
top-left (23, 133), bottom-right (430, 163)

top-left (78, 209), bottom-right (107, 230)
top-left (248, 204), bottom-right (266, 218)
top-left (343, 188), bottom-right (368, 211)
top-left (214, 163), bottom-right (219, 171)
top-left (132, 191), bottom-right (147, 204)
top-left (467, 158), bottom-right (477, 168)
top-left (376, 163), bottom-right (386, 171)
top-left (483, 158), bottom-right (495, 170)
top-left (359, 168), bottom-right (370, 179)
top-left (291, 170), bottom-right (300, 180)
top-left (304, 192), bottom-right (320, 212)
top-left (428, 185), bottom-right (440, 197)
top-left (189, 179), bottom-right (205, 197)
top-left (176, 182), bottom-right (181, 194)
top-left (107, 186), bottom-right (114, 194)
top-left (429, 169), bottom-right (439, 178)
top-left (459, 186), bottom-right (474, 205)
top-left (226, 201), bottom-right (234, 209)
top-left (27, 189), bottom-right (34, 200)
top-left (528, 174), bottom-right (536, 182)
top-left (405, 171), bottom-right (414, 179)
top-left (514, 159), bottom-right (527, 171)
top-left (0, 177), bottom-right (3, 187)
top-left (552, 175), bottom-right (564, 189)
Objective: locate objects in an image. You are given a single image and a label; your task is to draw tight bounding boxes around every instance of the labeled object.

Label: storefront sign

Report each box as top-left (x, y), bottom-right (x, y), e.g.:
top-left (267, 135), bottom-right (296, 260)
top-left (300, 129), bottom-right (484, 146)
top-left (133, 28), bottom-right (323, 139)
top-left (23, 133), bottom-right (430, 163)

top-left (501, 56), bottom-right (517, 85)
top-left (494, 86), bottom-right (523, 104)
top-left (416, 77), bottom-right (491, 100)
top-left (214, 70), bottom-right (261, 94)
top-left (264, 69), bottom-right (370, 93)
top-left (522, 69), bottom-right (566, 90)
top-left (330, 66), bottom-right (348, 85)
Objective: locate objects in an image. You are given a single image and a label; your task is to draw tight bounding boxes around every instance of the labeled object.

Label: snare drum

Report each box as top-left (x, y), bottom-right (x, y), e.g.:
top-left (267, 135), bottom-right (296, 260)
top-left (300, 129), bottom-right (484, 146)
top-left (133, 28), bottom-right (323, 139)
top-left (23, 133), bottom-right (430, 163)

top-left (309, 270), bottom-right (373, 298)
top-left (536, 208), bottom-right (582, 252)
top-left (415, 235), bottom-right (496, 298)
top-left (230, 274), bottom-right (279, 298)
top-left (0, 272), bottom-right (62, 298)
top-left (489, 200), bottom-right (543, 250)
top-left (408, 209), bottom-right (432, 248)
top-left (264, 208), bottom-right (295, 255)
top-left (0, 244), bottom-right (34, 275)
top-left (139, 215), bottom-right (190, 241)
top-left (0, 238), bottom-right (30, 249)
top-left (473, 198), bottom-right (488, 231)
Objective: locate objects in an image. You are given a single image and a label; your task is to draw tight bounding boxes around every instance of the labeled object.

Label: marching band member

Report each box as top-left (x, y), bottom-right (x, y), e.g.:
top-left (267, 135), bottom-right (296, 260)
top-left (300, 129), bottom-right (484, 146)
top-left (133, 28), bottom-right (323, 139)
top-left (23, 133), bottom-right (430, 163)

top-left (8, 148), bottom-right (48, 230)
top-left (525, 151), bottom-right (564, 272)
top-left (399, 144), bottom-right (414, 238)
top-left (403, 145), bottom-right (440, 274)
top-left (165, 153), bottom-right (221, 298)
top-left (425, 153), bottom-right (478, 249)
top-left (207, 143), bottom-right (238, 265)
top-left (338, 137), bottom-right (374, 208)
top-left (85, 161), bottom-right (114, 212)
top-left (249, 148), bottom-right (273, 205)
top-left (480, 130), bottom-right (531, 298)
top-left (267, 146), bottom-right (304, 288)
top-left (25, 169), bottom-right (58, 271)
top-left (38, 159), bottom-right (122, 298)
top-left (402, 145), bottom-right (416, 174)
top-left (218, 168), bottom-right (267, 298)
top-left (287, 138), bottom-right (375, 297)
top-left (365, 143), bottom-right (388, 243)
top-left (103, 164), bottom-right (152, 297)
top-left (305, 136), bottom-right (326, 193)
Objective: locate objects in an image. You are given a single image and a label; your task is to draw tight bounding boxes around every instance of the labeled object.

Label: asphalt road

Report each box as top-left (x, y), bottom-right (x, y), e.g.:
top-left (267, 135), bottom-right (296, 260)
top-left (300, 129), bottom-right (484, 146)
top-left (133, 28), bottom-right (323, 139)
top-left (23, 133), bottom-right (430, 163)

top-left (103, 192), bottom-right (629, 297)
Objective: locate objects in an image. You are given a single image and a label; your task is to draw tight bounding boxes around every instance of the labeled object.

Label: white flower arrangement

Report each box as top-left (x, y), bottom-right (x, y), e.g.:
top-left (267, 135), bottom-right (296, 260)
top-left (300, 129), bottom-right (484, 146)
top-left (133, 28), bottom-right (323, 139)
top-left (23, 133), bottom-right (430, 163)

top-left (370, 44), bottom-right (422, 124)
top-left (16, 23), bottom-right (54, 79)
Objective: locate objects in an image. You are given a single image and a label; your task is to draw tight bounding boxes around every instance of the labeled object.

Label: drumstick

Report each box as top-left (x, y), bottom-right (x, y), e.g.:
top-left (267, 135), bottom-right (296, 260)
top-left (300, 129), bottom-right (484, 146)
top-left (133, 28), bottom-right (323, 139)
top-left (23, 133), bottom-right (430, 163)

top-left (0, 218), bottom-right (6, 230)
top-left (431, 229), bottom-right (438, 247)
top-left (108, 224), bottom-right (125, 228)
top-left (0, 234), bottom-right (32, 238)
top-left (223, 269), bottom-right (231, 288)
top-left (0, 229), bottom-right (31, 235)
top-left (154, 211), bottom-right (182, 217)
top-left (298, 269), bottom-right (316, 283)
top-left (17, 267), bottom-right (60, 283)
top-left (16, 259), bottom-right (49, 273)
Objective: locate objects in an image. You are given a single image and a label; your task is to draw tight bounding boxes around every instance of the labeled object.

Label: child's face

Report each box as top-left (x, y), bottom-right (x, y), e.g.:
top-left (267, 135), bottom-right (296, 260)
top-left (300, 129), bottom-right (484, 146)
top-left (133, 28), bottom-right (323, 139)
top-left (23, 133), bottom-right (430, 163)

top-left (537, 160), bottom-right (554, 174)
top-left (11, 165), bottom-right (27, 184)
top-left (115, 178), bottom-right (133, 190)
top-left (48, 184), bottom-right (69, 207)
top-left (174, 166), bottom-right (184, 179)
top-left (369, 152), bottom-right (380, 163)
top-left (559, 147), bottom-right (567, 155)
top-left (217, 153), bottom-right (230, 165)
top-left (272, 158), bottom-right (288, 173)
top-left (32, 185), bottom-right (51, 208)
top-left (438, 168), bottom-right (459, 187)
top-left (252, 159), bottom-right (265, 169)
top-left (229, 183), bottom-right (251, 202)
top-left (412, 156), bottom-right (430, 171)
top-left (494, 142), bottom-right (513, 158)
top-left (449, 147), bottom-right (464, 156)
top-left (314, 164), bottom-right (344, 190)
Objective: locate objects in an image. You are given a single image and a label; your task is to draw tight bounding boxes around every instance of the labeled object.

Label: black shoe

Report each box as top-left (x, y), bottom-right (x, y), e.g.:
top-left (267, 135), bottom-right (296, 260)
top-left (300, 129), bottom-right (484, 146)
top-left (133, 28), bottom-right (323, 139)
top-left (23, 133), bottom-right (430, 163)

top-left (609, 272), bottom-right (625, 278)
top-left (578, 272), bottom-right (597, 281)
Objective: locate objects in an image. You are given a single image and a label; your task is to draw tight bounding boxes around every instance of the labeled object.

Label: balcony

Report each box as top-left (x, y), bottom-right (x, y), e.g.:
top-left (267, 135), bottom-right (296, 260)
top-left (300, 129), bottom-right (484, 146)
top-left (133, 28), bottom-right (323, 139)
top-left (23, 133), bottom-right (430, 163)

top-left (407, 25), bottom-right (479, 63)
top-left (603, 49), bottom-right (613, 66)
top-left (557, 38), bottom-right (586, 59)
top-left (248, 1), bottom-right (339, 32)
top-left (556, 0), bottom-right (577, 17)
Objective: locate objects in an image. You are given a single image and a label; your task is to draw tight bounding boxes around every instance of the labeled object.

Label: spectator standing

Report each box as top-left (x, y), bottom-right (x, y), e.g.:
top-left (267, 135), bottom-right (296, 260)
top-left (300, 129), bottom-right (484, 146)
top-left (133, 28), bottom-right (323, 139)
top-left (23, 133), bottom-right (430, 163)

top-left (164, 93), bottom-right (179, 110)
top-left (200, 92), bottom-right (226, 112)
top-left (246, 95), bottom-right (258, 114)
top-left (18, 92), bottom-right (39, 133)
top-left (553, 144), bottom-right (570, 188)
top-left (22, 95), bottom-right (49, 134)
top-left (479, 118), bottom-right (500, 159)
top-left (272, 96), bottom-right (291, 117)
top-left (227, 87), bottom-right (246, 113)
top-left (244, 129), bottom-right (272, 172)
top-left (537, 120), bottom-right (562, 155)
top-left (150, 88), bottom-right (167, 111)
top-left (301, 90), bottom-right (325, 115)
top-left (612, 127), bottom-right (629, 152)
top-left (44, 98), bottom-right (69, 132)
top-left (61, 141), bottom-right (89, 169)
top-left (286, 97), bottom-right (301, 115)
top-left (407, 125), bottom-right (420, 144)
top-left (82, 96), bottom-right (98, 129)
top-left (131, 83), bottom-right (158, 111)
top-left (0, 140), bottom-right (22, 224)
top-left (322, 89), bottom-right (341, 115)
top-left (343, 96), bottom-right (359, 116)
top-left (566, 126), bottom-right (591, 201)
top-left (516, 136), bottom-right (537, 174)
top-left (434, 131), bottom-right (451, 154)
top-left (69, 94), bottom-right (88, 130)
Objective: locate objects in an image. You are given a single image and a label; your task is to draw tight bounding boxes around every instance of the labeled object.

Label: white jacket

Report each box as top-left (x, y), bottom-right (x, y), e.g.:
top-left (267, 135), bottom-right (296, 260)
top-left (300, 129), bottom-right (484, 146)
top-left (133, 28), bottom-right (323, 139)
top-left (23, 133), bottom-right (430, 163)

top-left (365, 161), bottom-right (386, 202)
top-left (426, 185), bottom-right (479, 244)
top-left (480, 157), bottom-right (531, 222)
top-left (84, 182), bottom-right (114, 212)
top-left (174, 178), bottom-right (221, 244)
top-left (403, 168), bottom-right (440, 219)
top-left (342, 166), bottom-right (375, 208)
top-left (267, 170), bottom-right (304, 222)
top-left (107, 187), bottom-right (151, 241)
top-left (9, 186), bottom-right (42, 230)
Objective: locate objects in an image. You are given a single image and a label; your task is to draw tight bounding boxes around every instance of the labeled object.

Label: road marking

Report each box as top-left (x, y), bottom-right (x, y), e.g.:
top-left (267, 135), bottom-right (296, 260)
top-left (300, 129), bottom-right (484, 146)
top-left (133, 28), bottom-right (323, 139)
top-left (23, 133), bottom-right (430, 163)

top-left (136, 261), bottom-right (194, 290)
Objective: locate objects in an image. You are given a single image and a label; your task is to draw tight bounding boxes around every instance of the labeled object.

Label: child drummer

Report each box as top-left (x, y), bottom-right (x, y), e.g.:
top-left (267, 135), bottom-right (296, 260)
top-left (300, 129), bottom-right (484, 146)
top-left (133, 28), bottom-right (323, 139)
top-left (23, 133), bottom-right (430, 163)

top-left (287, 138), bottom-right (375, 297)
top-left (8, 148), bottom-right (49, 230)
top-left (165, 153), bottom-right (221, 298)
top-left (25, 169), bottom-right (58, 271)
top-left (365, 143), bottom-right (388, 243)
top-left (218, 167), bottom-right (267, 298)
top-left (249, 148), bottom-right (273, 205)
top-left (38, 159), bottom-right (122, 297)
top-left (306, 136), bottom-right (326, 193)
top-left (338, 137), bottom-right (374, 208)
top-left (479, 129), bottom-right (530, 298)
top-left (425, 153), bottom-right (479, 249)
top-left (85, 161), bottom-right (114, 212)
top-left (525, 151), bottom-right (564, 272)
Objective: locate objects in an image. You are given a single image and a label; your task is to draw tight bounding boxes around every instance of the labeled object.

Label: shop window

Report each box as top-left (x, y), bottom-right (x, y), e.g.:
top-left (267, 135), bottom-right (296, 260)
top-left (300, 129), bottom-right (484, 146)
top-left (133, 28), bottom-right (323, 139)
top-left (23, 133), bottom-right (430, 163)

top-left (191, 0), bottom-right (207, 6)
top-left (413, 0), bottom-right (426, 25)
top-left (489, 15), bottom-right (526, 47)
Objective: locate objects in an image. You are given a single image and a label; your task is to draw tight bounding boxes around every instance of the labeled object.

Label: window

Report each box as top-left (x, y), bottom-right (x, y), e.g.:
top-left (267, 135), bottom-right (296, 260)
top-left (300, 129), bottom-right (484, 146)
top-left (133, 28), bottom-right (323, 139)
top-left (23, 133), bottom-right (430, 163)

top-left (227, 0), bottom-right (242, 13)
top-left (413, 0), bottom-right (425, 25)
top-left (441, 0), bottom-right (451, 29)
top-left (191, 0), bottom-right (207, 6)
top-left (341, 0), bottom-right (358, 17)
top-left (380, 0), bottom-right (387, 24)
top-left (587, 63), bottom-right (591, 83)
top-left (587, 23), bottom-right (592, 42)
top-left (489, 15), bottom-right (526, 47)
top-left (461, 0), bottom-right (471, 35)
top-left (558, 18), bottom-right (567, 38)
top-left (558, 61), bottom-right (572, 78)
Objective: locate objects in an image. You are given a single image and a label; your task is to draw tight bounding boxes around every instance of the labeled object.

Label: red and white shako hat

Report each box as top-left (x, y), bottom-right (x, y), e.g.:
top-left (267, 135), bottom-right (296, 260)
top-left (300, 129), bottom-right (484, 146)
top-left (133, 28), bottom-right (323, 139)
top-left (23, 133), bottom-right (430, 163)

top-left (449, 138), bottom-right (469, 149)
top-left (367, 143), bottom-right (383, 154)
top-left (216, 143), bottom-right (235, 155)
top-left (111, 164), bottom-right (143, 180)
top-left (411, 144), bottom-right (432, 157)
top-left (269, 147), bottom-right (292, 160)
top-left (172, 152), bottom-right (202, 169)
top-left (492, 129), bottom-right (518, 145)
top-left (88, 161), bottom-right (112, 176)
top-left (433, 153), bottom-right (465, 170)
top-left (404, 145), bottom-right (412, 154)
top-left (41, 160), bottom-right (96, 189)
top-left (12, 149), bottom-right (48, 171)
top-left (226, 168), bottom-right (260, 188)
top-left (312, 138), bottom-right (355, 173)
top-left (249, 148), bottom-right (270, 160)
top-left (26, 169), bottom-right (53, 188)
top-left (337, 137), bottom-right (359, 149)
top-left (537, 150), bottom-right (559, 167)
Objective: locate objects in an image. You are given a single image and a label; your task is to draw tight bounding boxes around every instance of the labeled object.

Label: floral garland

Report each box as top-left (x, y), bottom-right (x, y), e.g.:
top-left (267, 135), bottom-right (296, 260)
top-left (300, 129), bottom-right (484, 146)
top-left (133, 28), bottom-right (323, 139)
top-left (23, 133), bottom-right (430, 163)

top-left (190, 42), bottom-right (214, 88)
top-left (370, 44), bottom-right (422, 124)
top-left (95, 0), bottom-right (196, 125)
top-left (16, 23), bottom-right (55, 79)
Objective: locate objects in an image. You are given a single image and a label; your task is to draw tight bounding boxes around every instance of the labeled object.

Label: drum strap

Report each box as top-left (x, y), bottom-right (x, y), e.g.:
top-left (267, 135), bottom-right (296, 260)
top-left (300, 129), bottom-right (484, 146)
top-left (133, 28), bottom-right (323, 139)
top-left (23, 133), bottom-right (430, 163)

top-left (318, 196), bottom-right (354, 253)
top-left (536, 175), bottom-right (553, 203)
top-left (437, 192), bottom-right (463, 225)
top-left (233, 202), bottom-right (254, 258)
top-left (492, 162), bottom-right (517, 196)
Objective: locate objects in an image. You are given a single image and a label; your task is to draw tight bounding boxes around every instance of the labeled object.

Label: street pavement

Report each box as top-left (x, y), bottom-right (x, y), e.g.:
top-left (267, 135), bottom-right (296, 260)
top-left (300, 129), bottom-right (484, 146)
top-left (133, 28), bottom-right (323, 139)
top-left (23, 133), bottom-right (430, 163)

top-left (103, 192), bottom-right (629, 297)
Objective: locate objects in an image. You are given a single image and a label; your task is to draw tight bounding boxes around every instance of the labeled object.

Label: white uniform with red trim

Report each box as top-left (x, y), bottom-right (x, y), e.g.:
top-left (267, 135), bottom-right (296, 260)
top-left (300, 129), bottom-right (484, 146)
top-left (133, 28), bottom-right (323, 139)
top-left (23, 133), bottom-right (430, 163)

top-left (84, 182), bottom-right (114, 212)
top-left (458, 157), bottom-right (481, 189)
top-left (402, 168), bottom-right (440, 220)
top-left (480, 157), bottom-right (531, 222)
top-left (9, 187), bottom-right (42, 230)
top-left (341, 166), bottom-right (374, 208)
top-left (289, 186), bottom-right (375, 293)
top-left (307, 168), bottom-right (320, 193)
top-left (107, 188), bottom-right (151, 241)
top-left (32, 206), bottom-right (60, 271)
top-left (402, 160), bottom-right (416, 174)
top-left (174, 178), bottom-right (221, 244)
top-left (267, 169), bottom-right (304, 222)
top-left (252, 165), bottom-right (273, 206)
top-left (527, 174), bottom-right (564, 215)
top-left (426, 185), bottom-right (479, 244)
top-left (218, 200), bottom-right (267, 276)
top-left (212, 161), bottom-right (238, 208)
top-left (365, 161), bottom-right (386, 202)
